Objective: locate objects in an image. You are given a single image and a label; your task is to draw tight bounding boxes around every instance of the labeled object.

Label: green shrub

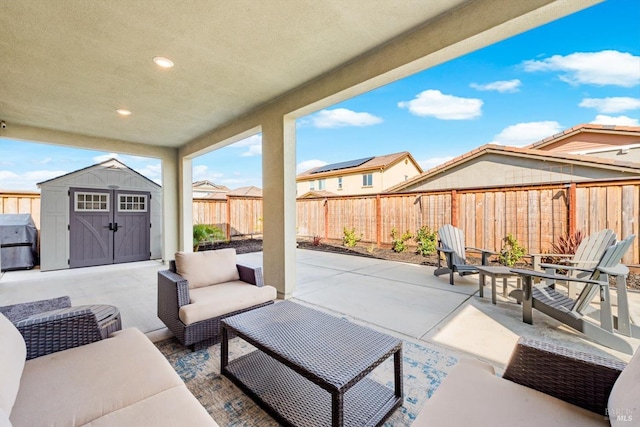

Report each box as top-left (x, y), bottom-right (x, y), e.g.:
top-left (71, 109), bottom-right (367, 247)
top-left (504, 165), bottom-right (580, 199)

top-left (342, 227), bottom-right (361, 248)
top-left (414, 226), bottom-right (437, 256)
top-left (193, 224), bottom-right (225, 251)
top-left (498, 233), bottom-right (527, 267)
top-left (391, 227), bottom-right (413, 253)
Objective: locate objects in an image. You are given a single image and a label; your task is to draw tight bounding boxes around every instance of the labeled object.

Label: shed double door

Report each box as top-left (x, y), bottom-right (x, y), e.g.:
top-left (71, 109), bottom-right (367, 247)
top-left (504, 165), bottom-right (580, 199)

top-left (69, 188), bottom-right (151, 268)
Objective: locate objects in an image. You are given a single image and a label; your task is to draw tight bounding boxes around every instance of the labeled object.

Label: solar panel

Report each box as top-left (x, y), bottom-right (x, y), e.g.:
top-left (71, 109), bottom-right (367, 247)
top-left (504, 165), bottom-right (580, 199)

top-left (311, 156), bottom-right (374, 174)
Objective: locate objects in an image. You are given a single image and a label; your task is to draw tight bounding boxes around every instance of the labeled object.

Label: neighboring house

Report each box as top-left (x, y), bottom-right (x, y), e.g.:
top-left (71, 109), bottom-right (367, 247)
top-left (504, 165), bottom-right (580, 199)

top-left (296, 151), bottom-right (422, 196)
top-left (526, 124), bottom-right (640, 163)
top-left (192, 180), bottom-right (230, 199)
top-left (229, 186), bottom-right (263, 197)
top-left (387, 144), bottom-right (640, 193)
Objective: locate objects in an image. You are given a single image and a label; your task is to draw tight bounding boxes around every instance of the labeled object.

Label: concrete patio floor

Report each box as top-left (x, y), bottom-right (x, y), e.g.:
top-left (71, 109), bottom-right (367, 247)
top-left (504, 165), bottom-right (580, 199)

top-left (1, 249), bottom-right (638, 367)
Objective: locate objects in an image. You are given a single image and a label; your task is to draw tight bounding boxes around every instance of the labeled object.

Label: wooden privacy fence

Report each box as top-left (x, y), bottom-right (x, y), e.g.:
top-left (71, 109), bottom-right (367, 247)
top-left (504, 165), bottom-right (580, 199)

top-left (193, 196), bottom-right (263, 239)
top-left (3, 179), bottom-right (638, 264)
top-left (0, 192), bottom-right (41, 228)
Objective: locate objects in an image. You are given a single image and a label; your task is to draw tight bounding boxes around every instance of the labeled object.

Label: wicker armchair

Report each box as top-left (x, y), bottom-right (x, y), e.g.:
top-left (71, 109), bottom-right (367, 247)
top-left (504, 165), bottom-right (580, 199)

top-left (413, 337), bottom-right (638, 426)
top-left (0, 296), bottom-right (104, 359)
top-left (157, 249), bottom-right (277, 349)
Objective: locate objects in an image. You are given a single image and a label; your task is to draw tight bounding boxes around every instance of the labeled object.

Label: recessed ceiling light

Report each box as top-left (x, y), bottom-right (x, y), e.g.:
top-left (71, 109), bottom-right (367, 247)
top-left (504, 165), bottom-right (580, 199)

top-left (153, 56), bottom-right (174, 68)
top-left (116, 109), bottom-right (132, 116)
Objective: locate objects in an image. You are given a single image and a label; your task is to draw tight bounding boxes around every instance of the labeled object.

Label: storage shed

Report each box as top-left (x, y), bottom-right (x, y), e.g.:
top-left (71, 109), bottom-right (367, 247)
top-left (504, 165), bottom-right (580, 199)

top-left (38, 159), bottom-right (162, 271)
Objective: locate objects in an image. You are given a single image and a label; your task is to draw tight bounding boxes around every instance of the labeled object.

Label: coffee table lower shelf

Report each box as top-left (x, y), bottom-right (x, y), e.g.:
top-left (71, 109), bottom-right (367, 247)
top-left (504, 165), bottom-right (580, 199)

top-left (223, 349), bottom-right (401, 427)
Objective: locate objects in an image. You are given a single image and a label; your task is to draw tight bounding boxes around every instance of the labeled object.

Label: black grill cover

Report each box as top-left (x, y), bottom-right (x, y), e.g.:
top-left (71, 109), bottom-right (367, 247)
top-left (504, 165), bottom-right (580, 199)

top-left (0, 214), bottom-right (38, 271)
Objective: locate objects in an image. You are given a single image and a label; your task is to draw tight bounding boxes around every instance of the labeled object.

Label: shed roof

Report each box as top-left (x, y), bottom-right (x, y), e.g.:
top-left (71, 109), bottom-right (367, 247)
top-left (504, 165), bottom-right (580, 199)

top-left (37, 158), bottom-right (161, 188)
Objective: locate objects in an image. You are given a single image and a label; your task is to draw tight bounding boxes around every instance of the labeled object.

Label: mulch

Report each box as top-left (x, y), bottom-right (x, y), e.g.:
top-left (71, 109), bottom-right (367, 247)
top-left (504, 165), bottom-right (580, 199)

top-left (200, 238), bottom-right (640, 291)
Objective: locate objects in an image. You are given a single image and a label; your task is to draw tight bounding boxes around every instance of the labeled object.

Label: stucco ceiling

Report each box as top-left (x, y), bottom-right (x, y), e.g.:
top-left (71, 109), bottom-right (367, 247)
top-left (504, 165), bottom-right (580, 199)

top-left (0, 0), bottom-right (472, 148)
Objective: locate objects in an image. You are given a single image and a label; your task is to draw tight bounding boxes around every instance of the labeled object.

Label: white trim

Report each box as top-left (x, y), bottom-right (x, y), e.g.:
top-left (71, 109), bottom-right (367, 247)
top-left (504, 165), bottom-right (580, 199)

top-left (118, 194), bottom-right (148, 212)
top-left (570, 143), bottom-right (640, 155)
top-left (74, 192), bottom-right (110, 212)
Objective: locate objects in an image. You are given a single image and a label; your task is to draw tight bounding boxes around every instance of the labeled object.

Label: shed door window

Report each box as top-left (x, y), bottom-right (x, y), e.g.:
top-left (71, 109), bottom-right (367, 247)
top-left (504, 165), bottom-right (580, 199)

top-left (118, 194), bottom-right (147, 212)
top-left (75, 192), bottom-right (109, 211)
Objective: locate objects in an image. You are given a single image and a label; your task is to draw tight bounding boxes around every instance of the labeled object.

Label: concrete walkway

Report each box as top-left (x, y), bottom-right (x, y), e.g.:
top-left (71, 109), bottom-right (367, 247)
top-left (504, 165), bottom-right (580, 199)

top-left (2, 249), bottom-right (638, 367)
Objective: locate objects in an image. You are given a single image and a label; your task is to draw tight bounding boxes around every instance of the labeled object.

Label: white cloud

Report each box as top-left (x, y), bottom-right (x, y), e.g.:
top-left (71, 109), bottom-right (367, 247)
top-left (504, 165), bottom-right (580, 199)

top-left (418, 156), bottom-right (455, 171)
top-left (490, 121), bottom-right (564, 147)
top-left (579, 97), bottom-right (640, 113)
top-left (523, 50), bottom-right (640, 87)
top-left (311, 108), bottom-right (383, 128)
top-left (229, 134), bottom-right (262, 157)
top-left (192, 165), bottom-right (223, 182)
top-left (470, 79), bottom-right (521, 93)
top-left (93, 153), bottom-right (120, 163)
top-left (590, 115), bottom-right (640, 126)
top-left (134, 163), bottom-right (162, 181)
top-left (231, 134), bottom-right (262, 147)
top-left (240, 144), bottom-right (262, 157)
top-left (297, 159), bottom-right (327, 174)
top-left (0, 170), bottom-right (68, 191)
top-left (398, 90), bottom-right (483, 120)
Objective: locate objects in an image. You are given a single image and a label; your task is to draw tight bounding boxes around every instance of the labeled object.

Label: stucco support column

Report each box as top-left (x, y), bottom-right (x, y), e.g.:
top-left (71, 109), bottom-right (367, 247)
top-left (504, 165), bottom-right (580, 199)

top-left (262, 115), bottom-right (297, 298)
top-left (178, 156), bottom-right (193, 253)
top-left (160, 150), bottom-right (180, 261)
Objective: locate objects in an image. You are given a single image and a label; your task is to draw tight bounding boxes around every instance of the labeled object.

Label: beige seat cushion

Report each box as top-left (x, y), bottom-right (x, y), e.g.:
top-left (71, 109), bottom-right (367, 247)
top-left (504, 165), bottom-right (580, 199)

top-left (179, 282), bottom-right (277, 325)
top-left (412, 358), bottom-right (606, 427)
top-left (608, 349), bottom-right (640, 426)
top-left (82, 386), bottom-right (218, 427)
top-left (0, 313), bottom-right (26, 418)
top-left (10, 328), bottom-right (184, 427)
top-left (175, 249), bottom-right (240, 289)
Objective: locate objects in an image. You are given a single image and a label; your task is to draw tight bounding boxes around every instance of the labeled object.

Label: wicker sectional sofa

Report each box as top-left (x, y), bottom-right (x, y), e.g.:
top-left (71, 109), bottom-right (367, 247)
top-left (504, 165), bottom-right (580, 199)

top-left (413, 337), bottom-right (639, 427)
top-left (0, 313), bottom-right (219, 427)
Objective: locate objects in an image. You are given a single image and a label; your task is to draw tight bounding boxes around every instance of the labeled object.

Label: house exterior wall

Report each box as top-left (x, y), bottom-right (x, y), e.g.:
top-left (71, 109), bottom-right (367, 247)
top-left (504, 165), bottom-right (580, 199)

top-left (536, 132), bottom-right (639, 154)
top-left (296, 157), bottom-right (420, 196)
top-left (40, 165), bottom-right (162, 271)
top-left (579, 147), bottom-right (640, 163)
top-left (400, 153), bottom-right (638, 192)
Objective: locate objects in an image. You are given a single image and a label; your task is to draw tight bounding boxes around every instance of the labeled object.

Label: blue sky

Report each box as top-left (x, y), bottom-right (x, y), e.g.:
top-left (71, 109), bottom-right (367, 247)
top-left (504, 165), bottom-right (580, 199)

top-left (1, 0), bottom-right (639, 191)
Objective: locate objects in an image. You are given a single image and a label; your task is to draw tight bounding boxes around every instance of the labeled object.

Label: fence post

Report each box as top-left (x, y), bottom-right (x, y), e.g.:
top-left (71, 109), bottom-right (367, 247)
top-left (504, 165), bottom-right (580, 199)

top-left (451, 190), bottom-right (458, 227)
top-left (376, 194), bottom-right (381, 247)
top-left (324, 198), bottom-right (329, 240)
top-left (568, 183), bottom-right (576, 236)
top-left (226, 195), bottom-right (231, 240)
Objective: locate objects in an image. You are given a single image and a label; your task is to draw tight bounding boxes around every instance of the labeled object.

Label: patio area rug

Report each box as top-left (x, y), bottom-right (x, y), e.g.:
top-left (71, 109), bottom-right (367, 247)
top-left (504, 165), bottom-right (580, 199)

top-left (156, 337), bottom-right (460, 426)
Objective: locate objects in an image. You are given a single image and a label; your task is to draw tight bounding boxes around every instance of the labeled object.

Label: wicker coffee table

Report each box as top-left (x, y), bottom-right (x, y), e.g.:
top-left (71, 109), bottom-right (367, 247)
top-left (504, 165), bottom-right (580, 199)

top-left (221, 301), bottom-right (403, 427)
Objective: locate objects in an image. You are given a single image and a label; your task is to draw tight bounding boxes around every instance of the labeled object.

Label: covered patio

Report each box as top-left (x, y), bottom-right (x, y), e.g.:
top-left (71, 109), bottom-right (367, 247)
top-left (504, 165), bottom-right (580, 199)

top-left (2, 250), bottom-right (637, 367)
top-left (1, 0), bottom-right (602, 300)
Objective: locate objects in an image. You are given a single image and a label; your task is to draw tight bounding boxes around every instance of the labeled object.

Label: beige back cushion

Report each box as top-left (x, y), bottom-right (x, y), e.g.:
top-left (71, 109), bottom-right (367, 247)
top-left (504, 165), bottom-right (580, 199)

top-left (609, 349), bottom-right (640, 426)
top-left (175, 249), bottom-right (240, 289)
top-left (0, 313), bottom-right (26, 417)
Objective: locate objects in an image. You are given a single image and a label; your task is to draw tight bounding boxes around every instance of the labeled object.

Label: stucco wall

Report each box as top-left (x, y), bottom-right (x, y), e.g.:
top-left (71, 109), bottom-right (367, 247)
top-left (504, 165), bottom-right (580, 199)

top-left (402, 153), bottom-right (638, 192)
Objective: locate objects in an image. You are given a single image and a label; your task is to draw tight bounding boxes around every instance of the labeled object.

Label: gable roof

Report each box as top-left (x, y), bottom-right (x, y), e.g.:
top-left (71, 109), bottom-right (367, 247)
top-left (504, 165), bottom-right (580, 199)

top-left (37, 158), bottom-right (161, 188)
top-left (386, 144), bottom-right (640, 193)
top-left (192, 180), bottom-right (230, 192)
top-left (526, 124), bottom-right (640, 150)
top-left (297, 190), bottom-right (338, 199)
top-left (297, 151), bottom-right (422, 180)
top-left (228, 186), bottom-right (263, 197)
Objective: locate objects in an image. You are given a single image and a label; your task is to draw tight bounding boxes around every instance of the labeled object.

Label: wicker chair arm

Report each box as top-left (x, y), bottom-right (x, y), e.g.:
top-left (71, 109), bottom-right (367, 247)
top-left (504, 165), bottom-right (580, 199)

top-left (15, 309), bottom-right (102, 359)
top-left (158, 269), bottom-right (191, 307)
top-left (237, 264), bottom-right (264, 287)
top-left (502, 337), bottom-right (625, 416)
top-left (0, 296), bottom-right (72, 323)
